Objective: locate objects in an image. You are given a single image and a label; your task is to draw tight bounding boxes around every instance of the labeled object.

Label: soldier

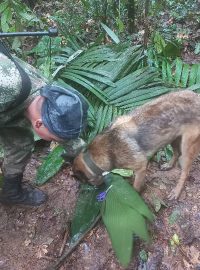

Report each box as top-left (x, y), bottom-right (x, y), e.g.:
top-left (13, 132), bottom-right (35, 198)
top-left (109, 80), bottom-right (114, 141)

top-left (0, 42), bottom-right (88, 206)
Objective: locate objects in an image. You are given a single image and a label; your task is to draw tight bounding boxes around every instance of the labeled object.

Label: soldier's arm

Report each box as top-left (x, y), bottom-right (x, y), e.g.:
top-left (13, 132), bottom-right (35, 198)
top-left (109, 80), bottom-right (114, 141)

top-left (0, 127), bottom-right (34, 177)
top-left (0, 52), bottom-right (22, 112)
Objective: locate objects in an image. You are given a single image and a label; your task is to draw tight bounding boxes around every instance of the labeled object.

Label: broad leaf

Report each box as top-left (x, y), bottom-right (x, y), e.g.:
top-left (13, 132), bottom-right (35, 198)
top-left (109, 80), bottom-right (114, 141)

top-left (101, 173), bottom-right (154, 267)
top-left (104, 174), bottom-right (154, 221)
top-left (35, 145), bottom-right (65, 185)
top-left (102, 195), bottom-right (134, 267)
top-left (71, 184), bottom-right (103, 243)
top-left (101, 23), bottom-right (120, 44)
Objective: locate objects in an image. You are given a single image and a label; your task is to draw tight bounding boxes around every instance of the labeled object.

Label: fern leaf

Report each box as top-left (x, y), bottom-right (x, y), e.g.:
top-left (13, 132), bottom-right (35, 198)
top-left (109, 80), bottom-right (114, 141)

top-left (181, 64), bottom-right (190, 87)
top-left (188, 64), bottom-right (198, 86)
top-left (174, 58), bottom-right (183, 86)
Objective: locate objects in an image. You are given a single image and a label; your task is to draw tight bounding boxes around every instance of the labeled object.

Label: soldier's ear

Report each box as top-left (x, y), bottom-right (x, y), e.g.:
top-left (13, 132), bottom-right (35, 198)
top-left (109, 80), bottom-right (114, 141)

top-left (35, 119), bottom-right (43, 129)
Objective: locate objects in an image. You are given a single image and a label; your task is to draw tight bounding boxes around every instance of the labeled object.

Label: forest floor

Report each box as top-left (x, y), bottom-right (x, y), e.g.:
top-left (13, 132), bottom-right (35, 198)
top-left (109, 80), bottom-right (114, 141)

top-left (0, 138), bottom-right (200, 270)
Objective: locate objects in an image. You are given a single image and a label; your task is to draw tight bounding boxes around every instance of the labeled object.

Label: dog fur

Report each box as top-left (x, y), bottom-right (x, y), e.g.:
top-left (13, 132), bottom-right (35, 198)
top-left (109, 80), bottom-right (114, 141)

top-left (73, 90), bottom-right (200, 199)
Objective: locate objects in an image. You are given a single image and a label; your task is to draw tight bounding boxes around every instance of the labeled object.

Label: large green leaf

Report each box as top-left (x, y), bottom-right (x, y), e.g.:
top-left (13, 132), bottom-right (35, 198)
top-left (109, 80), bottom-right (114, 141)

top-left (103, 191), bottom-right (150, 241)
top-left (102, 195), bottom-right (134, 267)
top-left (71, 184), bottom-right (102, 243)
top-left (101, 173), bottom-right (154, 267)
top-left (69, 173), bottom-right (153, 267)
top-left (106, 174), bottom-right (154, 221)
top-left (35, 145), bottom-right (65, 185)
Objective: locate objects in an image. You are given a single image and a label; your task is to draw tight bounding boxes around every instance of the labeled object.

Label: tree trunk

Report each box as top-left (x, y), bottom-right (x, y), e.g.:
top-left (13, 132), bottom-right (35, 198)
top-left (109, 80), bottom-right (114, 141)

top-left (102, 0), bottom-right (108, 24)
top-left (143, 0), bottom-right (150, 49)
top-left (24, 0), bottom-right (37, 9)
top-left (127, 0), bottom-right (135, 34)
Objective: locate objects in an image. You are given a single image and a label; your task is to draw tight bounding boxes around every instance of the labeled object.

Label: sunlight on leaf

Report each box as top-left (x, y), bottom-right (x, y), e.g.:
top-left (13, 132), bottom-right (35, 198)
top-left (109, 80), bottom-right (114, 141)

top-left (170, 233), bottom-right (180, 246)
top-left (101, 23), bottom-right (120, 44)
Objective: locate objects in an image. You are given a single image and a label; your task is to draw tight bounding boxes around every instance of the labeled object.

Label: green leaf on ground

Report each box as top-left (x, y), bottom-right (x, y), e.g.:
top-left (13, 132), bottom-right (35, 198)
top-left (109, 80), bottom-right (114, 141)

top-left (101, 173), bottom-right (154, 267)
top-left (170, 233), bottom-right (180, 246)
top-left (152, 195), bottom-right (167, 212)
top-left (112, 168), bottom-right (133, 177)
top-left (35, 145), bottom-right (65, 185)
top-left (69, 173), bottom-right (154, 268)
top-left (70, 184), bottom-right (103, 243)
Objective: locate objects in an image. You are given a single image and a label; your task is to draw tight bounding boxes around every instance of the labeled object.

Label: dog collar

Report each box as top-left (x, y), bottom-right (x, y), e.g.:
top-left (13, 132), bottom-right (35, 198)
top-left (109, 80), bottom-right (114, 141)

top-left (82, 150), bottom-right (105, 176)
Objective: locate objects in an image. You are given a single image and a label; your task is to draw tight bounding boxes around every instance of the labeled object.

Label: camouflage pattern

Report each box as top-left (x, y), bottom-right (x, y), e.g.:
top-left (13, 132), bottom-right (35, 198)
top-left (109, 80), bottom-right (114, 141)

top-left (0, 53), bottom-right (48, 124)
top-left (0, 52), bottom-right (47, 177)
top-left (0, 52), bottom-right (85, 177)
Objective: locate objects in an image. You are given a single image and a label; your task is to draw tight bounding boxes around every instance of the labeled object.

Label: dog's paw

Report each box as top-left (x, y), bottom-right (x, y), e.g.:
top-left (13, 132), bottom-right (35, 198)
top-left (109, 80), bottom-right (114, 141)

top-left (168, 188), bottom-right (181, 200)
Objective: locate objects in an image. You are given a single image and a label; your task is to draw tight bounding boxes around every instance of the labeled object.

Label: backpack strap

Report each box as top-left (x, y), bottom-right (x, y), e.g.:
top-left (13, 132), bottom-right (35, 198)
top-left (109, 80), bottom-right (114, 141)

top-left (0, 41), bottom-right (32, 109)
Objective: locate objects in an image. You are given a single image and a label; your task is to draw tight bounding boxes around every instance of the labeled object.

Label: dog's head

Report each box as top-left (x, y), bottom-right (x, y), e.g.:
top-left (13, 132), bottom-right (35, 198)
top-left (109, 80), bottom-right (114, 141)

top-left (72, 151), bottom-right (104, 186)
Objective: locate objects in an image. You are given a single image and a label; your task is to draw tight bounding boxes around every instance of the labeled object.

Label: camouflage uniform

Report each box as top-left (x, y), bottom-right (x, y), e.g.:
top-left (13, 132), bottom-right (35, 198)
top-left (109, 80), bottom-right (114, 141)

top-left (0, 52), bottom-right (47, 177)
top-left (0, 52), bottom-right (85, 178)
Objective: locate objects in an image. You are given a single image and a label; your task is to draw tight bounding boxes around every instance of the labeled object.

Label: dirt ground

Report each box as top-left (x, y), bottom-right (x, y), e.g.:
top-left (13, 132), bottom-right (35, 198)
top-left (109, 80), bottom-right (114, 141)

top-left (0, 141), bottom-right (200, 270)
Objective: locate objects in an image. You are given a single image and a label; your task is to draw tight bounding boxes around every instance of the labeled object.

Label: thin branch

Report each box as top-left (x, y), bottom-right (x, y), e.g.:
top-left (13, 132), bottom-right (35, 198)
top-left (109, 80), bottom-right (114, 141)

top-left (58, 223), bottom-right (70, 257)
top-left (45, 214), bottom-right (101, 270)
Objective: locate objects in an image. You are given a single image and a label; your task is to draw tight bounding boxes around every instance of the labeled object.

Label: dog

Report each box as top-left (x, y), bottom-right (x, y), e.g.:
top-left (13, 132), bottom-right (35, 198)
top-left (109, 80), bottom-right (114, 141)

top-left (73, 90), bottom-right (200, 199)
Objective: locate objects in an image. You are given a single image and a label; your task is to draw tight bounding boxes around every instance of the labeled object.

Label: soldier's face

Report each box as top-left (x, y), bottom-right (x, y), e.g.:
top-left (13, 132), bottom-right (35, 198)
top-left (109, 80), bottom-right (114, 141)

top-left (27, 96), bottom-right (63, 142)
top-left (33, 119), bottom-right (62, 142)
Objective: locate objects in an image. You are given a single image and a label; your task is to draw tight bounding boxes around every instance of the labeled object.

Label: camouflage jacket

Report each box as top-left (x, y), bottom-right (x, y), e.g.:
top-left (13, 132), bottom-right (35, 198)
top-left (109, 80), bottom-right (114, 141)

top-left (0, 52), bottom-right (47, 176)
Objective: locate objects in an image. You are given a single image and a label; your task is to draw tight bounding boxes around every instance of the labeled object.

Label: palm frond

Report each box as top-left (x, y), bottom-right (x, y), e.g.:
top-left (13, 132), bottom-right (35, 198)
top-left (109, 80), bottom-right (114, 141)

top-left (55, 43), bottom-right (171, 140)
top-left (161, 58), bottom-right (200, 88)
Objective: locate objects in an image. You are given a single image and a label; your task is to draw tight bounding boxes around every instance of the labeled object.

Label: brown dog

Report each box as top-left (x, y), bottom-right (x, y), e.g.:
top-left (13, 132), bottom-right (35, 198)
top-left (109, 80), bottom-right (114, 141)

top-left (73, 90), bottom-right (200, 199)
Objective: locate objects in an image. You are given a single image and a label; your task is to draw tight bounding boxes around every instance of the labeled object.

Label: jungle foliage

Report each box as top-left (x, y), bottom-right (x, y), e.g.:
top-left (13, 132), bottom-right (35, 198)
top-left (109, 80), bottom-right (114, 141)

top-left (0, 0), bottom-right (200, 267)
